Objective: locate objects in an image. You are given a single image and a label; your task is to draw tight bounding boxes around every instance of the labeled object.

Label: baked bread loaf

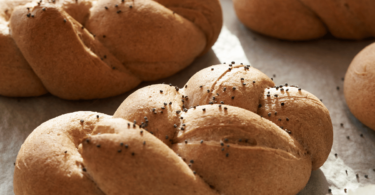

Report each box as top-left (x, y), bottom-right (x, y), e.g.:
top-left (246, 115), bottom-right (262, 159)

top-left (0, 0), bottom-right (222, 99)
top-left (233, 0), bottom-right (375, 40)
top-left (344, 43), bottom-right (375, 131)
top-left (14, 64), bottom-right (333, 195)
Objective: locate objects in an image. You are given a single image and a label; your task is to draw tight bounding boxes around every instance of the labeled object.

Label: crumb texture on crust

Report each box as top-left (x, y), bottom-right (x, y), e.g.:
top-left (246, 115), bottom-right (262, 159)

top-left (1, 0), bottom-right (223, 99)
top-left (14, 64), bottom-right (333, 195)
top-left (233, 0), bottom-right (375, 40)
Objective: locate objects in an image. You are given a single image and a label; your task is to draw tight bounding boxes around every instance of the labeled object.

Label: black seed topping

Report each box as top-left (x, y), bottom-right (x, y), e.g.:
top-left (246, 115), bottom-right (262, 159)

top-left (360, 134), bottom-right (363, 137)
top-left (129, 5), bottom-right (133, 8)
top-left (231, 96), bottom-right (234, 99)
top-left (298, 88), bottom-right (301, 91)
top-left (221, 101), bottom-right (224, 104)
top-left (335, 153), bottom-right (337, 157)
top-left (224, 107), bottom-right (227, 110)
top-left (211, 68), bottom-right (214, 70)
top-left (86, 139), bottom-right (90, 143)
top-left (226, 153), bottom-right (229, 157)
top-left (268, 112), bottom-right (271, 117)
top-left (120, 142), bottom-right (124, 146)
top-left (125, 144), bottom-right (128, 148)
top-left (166, 136), bottom-right (169, 140)
top-left (132, 152), bottom-right (135, 156)
top-left (253, 81), bottom-right (256, 83)
top-left (200, 85), bottom-right (203, 88)
top-left (82, 168), bottom-right (87, 172)
top-left (180, 117), bottom-right (183, 119)
top-left (143, 141), bottom-right (146, 145)
top-left (97, 145), bottom-right (101, 148)
top-left (233, 87), bottom-right (236, 90)
top-left (118, 149), bottom-right (122, 153)
top-left (202, 108), bottom-right (206, 111)
top-left (174, 124), bottom-right (177, 128)
top-left (223, 87), bottom-right (226, 91)
top-left (337, 86), bottom-right (340, 90)
top-left (65, 151), bottom-right (67, 153)
top-left (207, 89), bottom-right (210, 93)
top-left (286, 118), bottom-right (289, 121)
top-left (190, 160), bottom-right (194, 163)
top-left (185, 140), bottom-right (188, 144)
top-left (281, 102), bottom-right (285, 106)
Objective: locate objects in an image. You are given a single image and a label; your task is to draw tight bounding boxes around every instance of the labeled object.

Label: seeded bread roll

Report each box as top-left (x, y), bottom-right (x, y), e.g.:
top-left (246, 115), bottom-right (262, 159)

top-left (10, 4), bottom-right (141, 99)
top-left (1, 0), bottom-right (223, 99)
top-left (344, 43), bottom-right (375, 131)
top-left (233, 0), bottom-right (375, 40)
top-left (14, 64), bottom-right (333, 195)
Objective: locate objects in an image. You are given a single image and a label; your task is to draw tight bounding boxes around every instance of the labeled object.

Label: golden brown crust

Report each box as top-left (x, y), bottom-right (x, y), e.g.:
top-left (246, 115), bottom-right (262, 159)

top-left (233, 0), bottom-right (375, 40)
top-left (183, 64), bottom-right (274, 113)
top-left (257, 86), bottom-right (333, 169)
top-left (81, 118), bottom-right (217, 195)
top-left (14, 112), bottom-right (110, 195)
top-left (14, 64), bottom-right (332, 195)
top-left (86, 0), bottom-right (222, 81)
top-left (344, 43), bottom-right (375, 130)
top-left (233, 0), bottom-right (326, 40)
top-left (113, 84), bottom-right (183, 146)
top-left (0, 18), bottom-right (47, 97)
top-left (2, 0), bottom-right (222, 99)
top-left (10, 5), bottom-right (141, 99)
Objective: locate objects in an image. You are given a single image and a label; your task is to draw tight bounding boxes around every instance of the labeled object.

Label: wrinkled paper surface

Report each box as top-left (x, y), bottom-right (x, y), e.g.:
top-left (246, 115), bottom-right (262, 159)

top-left (1, 0), bottom-right (375, 194)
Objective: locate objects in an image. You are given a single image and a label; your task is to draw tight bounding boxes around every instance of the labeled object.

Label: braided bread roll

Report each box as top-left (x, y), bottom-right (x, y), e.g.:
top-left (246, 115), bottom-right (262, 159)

top-left (344, 43), bottom-right (375, 131)
top-left (0, 0), bottom-right (222, 99)
top-left (233, 0), bottom-right (375, 40)
top-left (14, 64), bottom-right (333, 195)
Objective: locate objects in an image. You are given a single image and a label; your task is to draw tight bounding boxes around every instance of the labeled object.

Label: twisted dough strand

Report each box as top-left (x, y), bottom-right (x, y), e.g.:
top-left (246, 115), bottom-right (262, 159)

top-left (14, 64), bottom-right (333, 195)
top-left (0, 0), bottom-right (222, 99)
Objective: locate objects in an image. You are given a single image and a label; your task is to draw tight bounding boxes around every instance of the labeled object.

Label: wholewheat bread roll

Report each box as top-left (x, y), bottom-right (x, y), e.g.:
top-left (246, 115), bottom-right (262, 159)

top-left (14, 64), bottom-right (333, 195)
top-left (344, 43), bottom-right (375, 131)
top-left (233, 0), bottom-right (375, 40)
top-left (1, 0), bottom-right (223, 99)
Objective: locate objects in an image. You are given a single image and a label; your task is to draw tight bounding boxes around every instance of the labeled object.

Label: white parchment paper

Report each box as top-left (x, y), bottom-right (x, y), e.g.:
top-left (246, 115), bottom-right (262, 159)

top-left (1, 0), bottom-right (374, 194)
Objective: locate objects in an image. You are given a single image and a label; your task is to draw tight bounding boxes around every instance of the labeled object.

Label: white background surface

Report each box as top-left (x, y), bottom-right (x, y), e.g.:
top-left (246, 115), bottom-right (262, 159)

top-left (1, 0), bottom-right (375, 194)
